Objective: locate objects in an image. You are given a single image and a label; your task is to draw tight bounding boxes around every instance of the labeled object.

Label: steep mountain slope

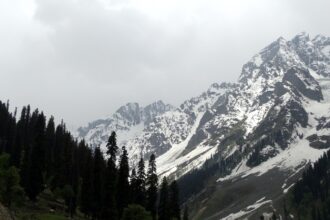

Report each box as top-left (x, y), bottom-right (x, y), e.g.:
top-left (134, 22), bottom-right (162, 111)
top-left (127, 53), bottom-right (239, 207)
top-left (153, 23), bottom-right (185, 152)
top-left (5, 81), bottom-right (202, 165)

top-left (179, 33), bottom-right (330, 219)
top-left (78, 32), bottom-right (330, 219)
top-left (154, 33), bottom-right (330, 180)
top-left (126, 82), bottom-right (236, 163)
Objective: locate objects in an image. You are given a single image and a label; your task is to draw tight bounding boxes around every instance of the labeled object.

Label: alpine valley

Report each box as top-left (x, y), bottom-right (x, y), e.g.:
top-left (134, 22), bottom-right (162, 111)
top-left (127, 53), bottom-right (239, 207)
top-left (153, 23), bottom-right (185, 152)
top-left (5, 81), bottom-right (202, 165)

top-left (77, 32), bottom-right (330, 219)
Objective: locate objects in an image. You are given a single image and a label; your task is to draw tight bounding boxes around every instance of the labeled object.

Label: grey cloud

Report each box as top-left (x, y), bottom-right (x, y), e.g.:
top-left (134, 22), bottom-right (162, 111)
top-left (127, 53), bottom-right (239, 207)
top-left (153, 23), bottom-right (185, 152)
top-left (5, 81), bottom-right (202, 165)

top-left (0, 0), bottom-right (330, 127)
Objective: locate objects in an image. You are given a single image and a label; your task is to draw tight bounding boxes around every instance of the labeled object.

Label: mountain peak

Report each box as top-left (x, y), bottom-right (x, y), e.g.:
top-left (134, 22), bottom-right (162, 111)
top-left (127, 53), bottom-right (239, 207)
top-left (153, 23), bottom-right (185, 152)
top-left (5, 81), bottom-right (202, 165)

top-left (276, 36), bottom-right (287, 44)
top-left (268, 36), bottom-right (289, 51)
top-left (239, 36), bottom-right (296, 83)
top-left (113, 102), bottom-right (141, 125)
top-left (292, 31), bottom-right (310, 42)
top-left (145, 100), bottom-right (174, 110)
top-left (142, 100), bottom-right (175, 124)
top-left (116, 102), bottom-right (140, 112)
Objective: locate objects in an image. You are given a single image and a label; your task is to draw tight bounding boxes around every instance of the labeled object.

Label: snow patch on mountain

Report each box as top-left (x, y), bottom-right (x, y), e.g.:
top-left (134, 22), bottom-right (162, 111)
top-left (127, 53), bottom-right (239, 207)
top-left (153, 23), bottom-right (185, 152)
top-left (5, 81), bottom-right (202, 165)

top-left (156, 113), bottom-right (217, 178)
top-left (217, 76), bottom-right (330, 183)
top-left (222, 197), bottom-right (272, 220)
top-left (218, 137), bottom-right (327, 183)
top-left (124, 82), bottom-right (234, 163)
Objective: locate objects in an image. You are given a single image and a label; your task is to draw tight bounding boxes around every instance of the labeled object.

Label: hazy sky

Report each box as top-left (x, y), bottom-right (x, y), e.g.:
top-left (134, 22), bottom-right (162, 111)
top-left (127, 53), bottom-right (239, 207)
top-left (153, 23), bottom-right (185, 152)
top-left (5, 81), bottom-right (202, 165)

top-left (1, 0), bottom-right (329, 128)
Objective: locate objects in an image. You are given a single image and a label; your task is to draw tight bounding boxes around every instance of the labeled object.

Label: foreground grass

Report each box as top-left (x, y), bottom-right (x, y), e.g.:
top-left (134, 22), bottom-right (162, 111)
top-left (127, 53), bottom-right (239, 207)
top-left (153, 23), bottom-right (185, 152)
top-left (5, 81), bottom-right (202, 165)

top-left (12, 189), bottom-right (88, 220)
top-left (17, 212), bottom-right (68, 220)
top-left (16, 209), bottom-right (88, 220)
top-left (36, 214), bottom-right (67, 220)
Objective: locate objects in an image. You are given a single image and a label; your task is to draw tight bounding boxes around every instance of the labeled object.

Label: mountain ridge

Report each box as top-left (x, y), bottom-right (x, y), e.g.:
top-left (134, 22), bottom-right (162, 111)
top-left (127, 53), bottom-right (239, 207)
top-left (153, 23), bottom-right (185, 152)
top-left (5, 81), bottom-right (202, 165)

top-left (77, 32), bottom-right (330, 218)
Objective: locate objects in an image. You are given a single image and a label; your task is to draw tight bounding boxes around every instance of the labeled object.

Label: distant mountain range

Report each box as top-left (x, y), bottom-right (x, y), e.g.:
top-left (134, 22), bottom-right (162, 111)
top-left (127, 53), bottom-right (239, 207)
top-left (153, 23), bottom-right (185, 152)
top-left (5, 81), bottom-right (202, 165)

top-left (77, 32), bottom-right (330, 219)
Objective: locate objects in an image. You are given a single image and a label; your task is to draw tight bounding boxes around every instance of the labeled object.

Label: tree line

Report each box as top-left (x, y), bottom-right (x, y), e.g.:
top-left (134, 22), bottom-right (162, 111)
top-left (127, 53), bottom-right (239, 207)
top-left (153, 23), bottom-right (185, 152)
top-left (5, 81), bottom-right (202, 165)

top-left (288, 149), bottom-right (330, 220)
top-left (0, 100), bottom-right (185, 220)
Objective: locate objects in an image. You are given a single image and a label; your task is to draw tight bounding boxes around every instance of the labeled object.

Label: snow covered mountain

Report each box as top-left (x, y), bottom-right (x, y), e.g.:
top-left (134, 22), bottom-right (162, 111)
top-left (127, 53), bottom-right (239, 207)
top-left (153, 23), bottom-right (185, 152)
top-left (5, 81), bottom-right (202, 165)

top-left (78, 32), bottom-right (330, 218)
top-left (178, 32), bottom-right (330, 219)
top-left (77, 83), bottom-right (236, 163)
top-left (77, 100), bottom-right (175, 152)
top-left (125, 82), bottom-right (236, 163)
top-left (150, 33), bottom-right (329, 180)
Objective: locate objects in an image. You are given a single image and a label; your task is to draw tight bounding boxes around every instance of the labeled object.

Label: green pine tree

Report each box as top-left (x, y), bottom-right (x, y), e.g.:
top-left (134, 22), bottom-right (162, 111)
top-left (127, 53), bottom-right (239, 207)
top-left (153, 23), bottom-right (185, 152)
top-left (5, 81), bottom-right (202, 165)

top-left (137, 157), bottom-right (146, 207)
top-left (146, 154), bottom-right (158, 220)
top-left (45, 116), bottom-right (55, 180)
top-left (169, 180), bottom-right (181, 220)
top-left (25, 112), bottom-right (46, 201)
top-left (0, 154), bottom-right (24, 208)
top-left (117, 146), bottom-right (130, 218)
top-left (92, 147), bottom-right (106, 219)
top-left (159, 177), bottom-right (170, 220)
top-left (80, 147), bottom-right (94, 217)
top-left (101, 131), bottom-right (119, 220)
top-left (130, 168), bottom-right (139, 203)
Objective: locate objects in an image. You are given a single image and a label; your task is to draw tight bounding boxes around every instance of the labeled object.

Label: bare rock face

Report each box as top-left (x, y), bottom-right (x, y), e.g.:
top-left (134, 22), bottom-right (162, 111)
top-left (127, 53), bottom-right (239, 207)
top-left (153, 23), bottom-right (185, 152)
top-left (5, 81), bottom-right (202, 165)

top-left (307, 134), bottom-right (330, 149)
top-left (283, 67), bottom-right (323, 101)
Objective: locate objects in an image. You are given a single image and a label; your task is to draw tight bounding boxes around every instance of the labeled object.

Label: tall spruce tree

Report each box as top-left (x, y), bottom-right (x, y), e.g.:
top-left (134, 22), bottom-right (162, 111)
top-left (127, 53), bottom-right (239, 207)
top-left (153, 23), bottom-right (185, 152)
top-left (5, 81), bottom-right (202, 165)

top-left (25, 112), bottom-right (46, 201)
top-left (159, 177), bottom-right (170, 220)
top-left (146, 154), bottom-right (158, 220)
top-left (20, 107), bottom-right (35, 194)
top-left (52, 123), bottom-right (66, 189)
top-left (130, 168), bottom-right (139, 203)
top-left (136, 157), bottom-right (146, 207)
top-left (117, 146), bottom-right (130, 218)
top-left (45, 116), bottom-right (55, 180)
top-left (8, 109), bottom-right (20, 168)
top-left (107, 131), bottom-right (118, 159)
top-left (92, 147), bottom-right (106, 219)
top-left (80, 147), bottom-right (94, 217)
top-left (101, 131), bottom-right (119, 219)
top-left (169, 180), bottom-right (181, 220)
top-left (68, 142), bottom-right (79, 217)
top-left (2, 102), bottom-right (17, 160)
top-left (10, 106), bottom-right (26, 168)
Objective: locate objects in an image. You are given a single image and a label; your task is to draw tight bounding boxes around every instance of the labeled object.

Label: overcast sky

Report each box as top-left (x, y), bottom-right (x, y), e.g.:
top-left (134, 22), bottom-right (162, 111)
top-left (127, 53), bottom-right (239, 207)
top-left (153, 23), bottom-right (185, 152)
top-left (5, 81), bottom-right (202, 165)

top-left (0, 0), bottom-right (329, 128)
